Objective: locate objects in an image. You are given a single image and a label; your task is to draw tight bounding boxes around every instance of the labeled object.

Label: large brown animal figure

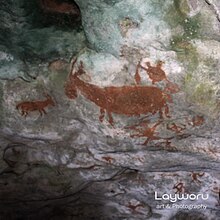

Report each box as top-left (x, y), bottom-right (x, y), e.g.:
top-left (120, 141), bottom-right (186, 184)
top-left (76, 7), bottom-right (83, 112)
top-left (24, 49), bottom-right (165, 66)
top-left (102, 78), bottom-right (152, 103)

top-left (65, 59), bottom-right (172, 125)
top-left (16, 94), bottom-right (55, 117)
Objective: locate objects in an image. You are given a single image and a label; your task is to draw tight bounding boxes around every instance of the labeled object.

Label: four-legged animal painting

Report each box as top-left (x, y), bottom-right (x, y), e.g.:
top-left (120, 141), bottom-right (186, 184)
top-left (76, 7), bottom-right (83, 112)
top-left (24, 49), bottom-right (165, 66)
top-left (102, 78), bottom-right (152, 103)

top-left (14, 57), bottom-right (204, 146)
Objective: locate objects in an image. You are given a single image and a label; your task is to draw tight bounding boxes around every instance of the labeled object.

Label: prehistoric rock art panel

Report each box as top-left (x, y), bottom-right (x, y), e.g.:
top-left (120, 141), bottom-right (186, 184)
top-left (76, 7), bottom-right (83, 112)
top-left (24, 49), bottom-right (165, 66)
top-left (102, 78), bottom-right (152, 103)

top-left (140, 60), bottom-right (180, 93)
top-left (16, 93), bottom-right (55, 117)
top-left (126, 120), bottom-right (163, 145)
top-left (65, 58), bottom-right (205, 146)
top-left (65, 59), bottom-right (173, 125)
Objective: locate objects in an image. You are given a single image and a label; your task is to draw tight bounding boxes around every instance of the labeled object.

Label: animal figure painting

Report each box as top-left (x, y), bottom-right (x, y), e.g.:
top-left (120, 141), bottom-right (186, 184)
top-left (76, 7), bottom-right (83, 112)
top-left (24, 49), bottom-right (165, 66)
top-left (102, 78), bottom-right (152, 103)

top-left (65, 59), bottom-right (174, 126)
top-left (16, 94), bottom-right (55, 117)
top-left (65, 58), bottom-right (204, 146)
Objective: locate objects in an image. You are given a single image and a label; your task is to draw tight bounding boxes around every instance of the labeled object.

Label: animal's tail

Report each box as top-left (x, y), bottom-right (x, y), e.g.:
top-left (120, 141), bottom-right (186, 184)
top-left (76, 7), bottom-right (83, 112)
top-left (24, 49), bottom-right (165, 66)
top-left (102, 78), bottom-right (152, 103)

top-left (16, 103), bottom-right (21, 110)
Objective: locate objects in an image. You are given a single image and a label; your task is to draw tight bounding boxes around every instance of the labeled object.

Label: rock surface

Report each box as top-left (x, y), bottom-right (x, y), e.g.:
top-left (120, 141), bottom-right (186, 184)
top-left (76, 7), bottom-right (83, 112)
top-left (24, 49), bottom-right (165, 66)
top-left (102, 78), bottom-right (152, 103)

top-left (0, 0), bottom-right (220, 219)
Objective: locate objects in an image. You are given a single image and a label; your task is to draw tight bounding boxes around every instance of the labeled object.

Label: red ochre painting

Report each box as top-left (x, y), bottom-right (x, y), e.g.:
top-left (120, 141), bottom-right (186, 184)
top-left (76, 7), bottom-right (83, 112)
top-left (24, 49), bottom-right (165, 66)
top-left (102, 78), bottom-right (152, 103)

top-left (65, 58), bottom-right (204, 146)
top-left (16, 94), bottom-right (55, 117)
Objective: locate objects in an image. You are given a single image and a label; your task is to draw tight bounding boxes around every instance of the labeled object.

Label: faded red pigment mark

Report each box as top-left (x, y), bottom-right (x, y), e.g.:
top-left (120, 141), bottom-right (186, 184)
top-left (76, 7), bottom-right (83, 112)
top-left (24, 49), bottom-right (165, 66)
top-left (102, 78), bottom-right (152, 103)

top-left (39, 0), bottom-right (80, 16)
top-left (140, 60), bottom-right (180, 93)
top-left (102, 156), bottom-right (113, 163)
top-left (190, 172), bottom-right (204, 184)
top-left (191, 115), bottom-right (205, 127)
top-left (134, 61), bottom-right (141, 85)
top-left (16, 94), bottom-right (55, 117)
top-left (211, 186), bottom-right (220, 207)
top-left (127, 120), bottom-right (162, 145)
top-left (155, 138), bottom-right (177, 151)
top-left (160, 173), bottom-right (180, 178)
top-left (167, 122), bottom-right (186, 134)
top-left (65, 59), bottom-right (173, 126)
top-left (48, 59), bottom-right (68, 72)
top-left (127, 202), bottom-right (144, 213)
top-left (140, 61), bottom-right (168, 84)
top-left (173, 182), bottom-right (185, 194)
top-left (164, 81), bottom-right (180, 94)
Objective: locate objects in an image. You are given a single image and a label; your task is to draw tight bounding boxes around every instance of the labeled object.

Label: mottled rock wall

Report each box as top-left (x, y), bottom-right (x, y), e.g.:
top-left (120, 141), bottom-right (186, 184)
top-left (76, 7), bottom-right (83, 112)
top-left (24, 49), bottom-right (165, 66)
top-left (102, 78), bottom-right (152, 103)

top-left (0, 0), bottom-right (220, 219)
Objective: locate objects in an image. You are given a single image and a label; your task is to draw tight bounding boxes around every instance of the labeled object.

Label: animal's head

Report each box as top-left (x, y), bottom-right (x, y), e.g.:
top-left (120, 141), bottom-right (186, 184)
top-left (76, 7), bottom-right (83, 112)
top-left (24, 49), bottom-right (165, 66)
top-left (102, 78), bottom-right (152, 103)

top-left (64, 59), bottom-right (86, 99)
top-left (157, 60), bottom-right (165, 67)
top-left (44, 94), bottom-right (56, 106)
top-left (69, 59), bottom-right (86, 79)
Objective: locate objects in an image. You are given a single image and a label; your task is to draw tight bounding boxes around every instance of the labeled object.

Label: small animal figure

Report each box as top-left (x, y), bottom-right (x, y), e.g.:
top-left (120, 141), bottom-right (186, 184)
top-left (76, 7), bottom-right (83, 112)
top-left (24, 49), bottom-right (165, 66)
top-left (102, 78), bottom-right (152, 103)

top-left (129, 120), bottom-right (162, 145)
top-left (16, 94), bottom-right (55, 117)
top-left (140, 61), bottom-right (168, 84)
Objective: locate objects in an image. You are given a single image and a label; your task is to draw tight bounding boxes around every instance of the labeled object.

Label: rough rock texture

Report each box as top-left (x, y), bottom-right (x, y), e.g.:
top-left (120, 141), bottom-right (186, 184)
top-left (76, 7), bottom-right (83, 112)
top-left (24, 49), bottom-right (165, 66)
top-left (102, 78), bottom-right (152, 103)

top-left (0, 0), bottom-right (220, 219)
top-left (0, 0), bottom-right (86, 81)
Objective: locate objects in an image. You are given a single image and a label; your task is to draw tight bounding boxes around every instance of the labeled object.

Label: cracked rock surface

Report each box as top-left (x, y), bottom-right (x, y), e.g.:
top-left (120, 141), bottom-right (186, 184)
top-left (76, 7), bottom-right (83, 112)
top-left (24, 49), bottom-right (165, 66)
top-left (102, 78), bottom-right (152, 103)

top-left (0, 0), bottom-right (220, 219)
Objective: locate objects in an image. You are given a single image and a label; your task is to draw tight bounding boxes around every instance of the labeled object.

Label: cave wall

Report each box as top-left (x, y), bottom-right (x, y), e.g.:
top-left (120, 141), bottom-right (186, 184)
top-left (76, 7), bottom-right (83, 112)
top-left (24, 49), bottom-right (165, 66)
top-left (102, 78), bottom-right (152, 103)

top-left (0, 0), bottom-right (220, 219)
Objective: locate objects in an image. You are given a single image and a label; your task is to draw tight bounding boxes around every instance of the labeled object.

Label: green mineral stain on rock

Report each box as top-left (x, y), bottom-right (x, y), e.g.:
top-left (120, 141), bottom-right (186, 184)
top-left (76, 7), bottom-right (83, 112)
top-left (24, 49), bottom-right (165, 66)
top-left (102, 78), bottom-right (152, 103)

top-left (183, 16), bottom-right (201, 39)
top-left (170, 36), bottom-right (199, 71)
top-left (184, 72), bottom-right (193, 83)
top-left (119, 17), bottom-right (139, 37)
top-left (192, 83), bottom-right (215, 105)
top-left (165, 0), bottom-right (190, 28)
top-left (165, 0), bottom-right (201, 73)
top-left (177, 0), bottom-right (190, 15)
top-left (184, 73), bottom-right (219, 117)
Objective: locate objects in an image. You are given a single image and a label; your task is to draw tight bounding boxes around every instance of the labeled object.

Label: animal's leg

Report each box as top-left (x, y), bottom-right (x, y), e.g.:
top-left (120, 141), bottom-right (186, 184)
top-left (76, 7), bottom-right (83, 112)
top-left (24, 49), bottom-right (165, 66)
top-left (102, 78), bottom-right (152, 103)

top-left (134, 62), bottom-right (141, 85)
top-left (39, 108), bottom-right (47, 116)
top-left (39, 110), bottom-right (43, 116)
top-left (159, 110), bottom-right (163, 119)
top-left (142, 138), bottom-right (150, 146)
top-left (38, 109), bottom-right (43, 116)
top-left (24, 111), bottom-right (28, 118)
top-left (42, 108), bottom-right (47, 115)
top-left (21, 110), bottom-right (27, 117)
top-left (99, 108), bottom-right (105, 123)
top-left (107, 111), bottom-right (114, 126)
top-left (154, 120), bottom-right (162, 128)
top-left (135, 71), bottom-right (141, 85)
top-left (164, 105), bottom-right (171, 118)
